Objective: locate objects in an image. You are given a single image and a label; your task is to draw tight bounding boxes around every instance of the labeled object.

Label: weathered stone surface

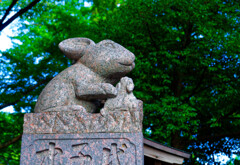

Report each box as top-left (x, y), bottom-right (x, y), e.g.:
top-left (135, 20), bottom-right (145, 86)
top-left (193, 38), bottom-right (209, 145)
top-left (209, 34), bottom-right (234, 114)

top-left (34, 38), bottom-right (135, 113)
top-left (26, 76), bottom-right (143, 134)
top-left (20, 133), bottom-right (143, 165)
top-left (23, 100), bottom-right (143, 134)
top-left (20, 38), bottom-right (144, 165)
top-left (101, 77), bottom-right (138, 115)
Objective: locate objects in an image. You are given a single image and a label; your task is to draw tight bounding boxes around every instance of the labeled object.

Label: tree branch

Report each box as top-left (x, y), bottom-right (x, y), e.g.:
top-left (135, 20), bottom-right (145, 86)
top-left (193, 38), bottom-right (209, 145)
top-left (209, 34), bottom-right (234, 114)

top-left (215, 108), bottom-right (240, 123)
top-left (0, 9), bottom-right (20, 12)
top-left (145, 22), bottom-right (159, 52)
top-left (0, 77), bottom-right (52, 110)
top-left (182, 21), bottom-right (193, 50)
top-left (0, 103), bottom-right (14, 110)
top-left (184, 67), bottom-right (207, 103)
top-left (0, 134), bottom-right (22, 149)
top-left (198, 131), bottom-right (240, 141)
top-left (0, 0), bottom-right (41, 32)
top-left (225, 117), bottom-right (240, 119)
top-left (0, 0), bottom-right (18, 25)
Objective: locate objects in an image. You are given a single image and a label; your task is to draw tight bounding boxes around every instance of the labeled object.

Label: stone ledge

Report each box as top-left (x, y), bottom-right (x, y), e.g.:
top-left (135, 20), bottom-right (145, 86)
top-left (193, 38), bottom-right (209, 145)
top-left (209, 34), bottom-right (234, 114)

top-left (23, 101), bottom-right (143, 134)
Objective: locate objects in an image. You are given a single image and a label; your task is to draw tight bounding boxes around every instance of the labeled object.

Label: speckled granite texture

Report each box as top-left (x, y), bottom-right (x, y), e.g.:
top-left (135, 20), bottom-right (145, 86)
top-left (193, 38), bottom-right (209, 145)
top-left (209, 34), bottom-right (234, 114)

top-left (20, 133), bottom-right (143, 165)
top-left (21, 38), bottom-right (144, 164)
top-left (23, 100), bottom-right (143, 134)
top-left (25, 76), bottom-right (143, 134)
top-left (34, 38), bottom-right (135, 113)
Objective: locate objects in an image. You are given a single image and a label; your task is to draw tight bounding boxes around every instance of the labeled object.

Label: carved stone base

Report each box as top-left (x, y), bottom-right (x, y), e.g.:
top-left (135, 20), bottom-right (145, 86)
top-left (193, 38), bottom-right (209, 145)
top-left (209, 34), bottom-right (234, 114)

top-left (20, 133), bottom-right (143, 165)
top-left (23, 101), bottom-right (143, 134)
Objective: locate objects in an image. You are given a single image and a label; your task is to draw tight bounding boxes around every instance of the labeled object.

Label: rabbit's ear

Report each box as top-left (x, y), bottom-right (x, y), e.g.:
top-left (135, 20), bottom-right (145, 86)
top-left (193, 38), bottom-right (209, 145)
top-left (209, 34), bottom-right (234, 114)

top-left (59, 38), bottom-right (95, 60)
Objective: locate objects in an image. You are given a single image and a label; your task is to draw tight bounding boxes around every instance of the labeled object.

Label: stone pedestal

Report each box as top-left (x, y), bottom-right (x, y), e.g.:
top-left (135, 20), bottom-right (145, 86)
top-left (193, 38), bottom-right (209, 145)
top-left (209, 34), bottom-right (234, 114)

top-left (20, 101), bottom-right (143, 165)
top-left (20, 133), bottom-right (143, 165)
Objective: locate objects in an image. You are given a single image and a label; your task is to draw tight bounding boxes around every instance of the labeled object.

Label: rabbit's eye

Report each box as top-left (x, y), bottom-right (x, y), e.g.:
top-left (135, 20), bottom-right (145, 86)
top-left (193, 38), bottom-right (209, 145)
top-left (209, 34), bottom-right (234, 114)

top-left (73, 38), bottom-right (91, 46)
top-left (105, 42), bottom-right (115, 49)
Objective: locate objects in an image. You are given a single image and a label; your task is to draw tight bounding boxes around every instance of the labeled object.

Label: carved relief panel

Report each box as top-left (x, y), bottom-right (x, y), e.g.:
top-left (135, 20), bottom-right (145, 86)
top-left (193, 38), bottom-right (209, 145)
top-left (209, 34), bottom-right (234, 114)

top-left (21, 134), bottom-right (142, 165)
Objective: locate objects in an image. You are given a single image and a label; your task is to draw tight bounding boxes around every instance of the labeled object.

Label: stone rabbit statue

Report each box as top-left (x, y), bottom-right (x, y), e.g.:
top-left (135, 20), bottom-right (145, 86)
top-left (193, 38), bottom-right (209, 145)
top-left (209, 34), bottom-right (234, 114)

top-left (34, 38), bottom-right (135, 113)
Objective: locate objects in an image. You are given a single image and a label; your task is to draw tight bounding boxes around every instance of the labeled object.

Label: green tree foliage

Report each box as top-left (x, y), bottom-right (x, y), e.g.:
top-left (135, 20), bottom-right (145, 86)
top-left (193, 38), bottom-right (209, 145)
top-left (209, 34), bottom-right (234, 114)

top-left (96, 0), bottom-right (240, 163)
top-left (0, 0), bottom-right (240, 164)
top-left (0, 112), bottom-right (23, 164)
top-left (227, 155), bottom-right (240, 165)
